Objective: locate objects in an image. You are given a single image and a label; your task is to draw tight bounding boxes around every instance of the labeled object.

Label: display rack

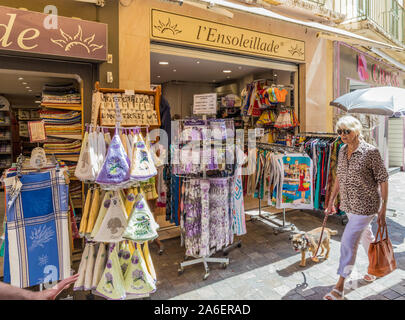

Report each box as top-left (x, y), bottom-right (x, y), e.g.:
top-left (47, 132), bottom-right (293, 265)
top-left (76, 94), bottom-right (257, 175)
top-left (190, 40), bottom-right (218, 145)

top-left (250, 142), bottom-right (309, 235)
top-left (94, 81), bottom-right (161, 128)
top-left (175, 115), bottom-right (236, 280)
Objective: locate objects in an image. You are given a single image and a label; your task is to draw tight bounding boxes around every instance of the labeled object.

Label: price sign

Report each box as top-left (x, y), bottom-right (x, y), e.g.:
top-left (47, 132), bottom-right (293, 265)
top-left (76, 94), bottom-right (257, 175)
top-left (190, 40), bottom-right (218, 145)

top-left (193, 93), bottom-right (217, 115)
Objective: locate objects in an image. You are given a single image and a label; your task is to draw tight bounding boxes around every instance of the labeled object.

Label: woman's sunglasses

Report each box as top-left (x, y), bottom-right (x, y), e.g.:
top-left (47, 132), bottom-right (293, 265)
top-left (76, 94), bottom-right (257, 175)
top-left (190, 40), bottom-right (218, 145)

top-left (337, 129), bottom-right (351, 135)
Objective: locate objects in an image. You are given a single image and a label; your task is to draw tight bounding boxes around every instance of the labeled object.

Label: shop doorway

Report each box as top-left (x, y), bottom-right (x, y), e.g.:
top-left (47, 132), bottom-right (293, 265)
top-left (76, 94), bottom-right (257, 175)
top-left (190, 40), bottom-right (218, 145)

top-left (150, 44), bottom-right (299, 238)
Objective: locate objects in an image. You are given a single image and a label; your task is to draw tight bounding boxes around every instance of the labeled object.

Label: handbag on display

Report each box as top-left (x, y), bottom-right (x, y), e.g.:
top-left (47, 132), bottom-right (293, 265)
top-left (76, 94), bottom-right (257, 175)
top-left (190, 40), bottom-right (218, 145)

top-left (368, 223), bottom-right (397, 277)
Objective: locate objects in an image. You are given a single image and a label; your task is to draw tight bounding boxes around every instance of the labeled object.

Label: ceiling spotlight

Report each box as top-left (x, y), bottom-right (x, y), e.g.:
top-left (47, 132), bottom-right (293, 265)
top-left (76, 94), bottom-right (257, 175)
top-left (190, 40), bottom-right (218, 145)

top-left (223, 70), bottom-right (232, 73)
top-left (274, 74), bottom-right (278, 77)
top-left (196, 61), bottom-right (200, 64)
top-left (18, 77), bottom-right (23, 81)
top-left (35, 100), bottom-right (41, 104)
top-left (226, 76), bottom-right (230, 79)
top-left (28, 89), bottom-right (32, 92)
top-left (173, 69), bottom-right (177, 72)
top-left (22, 82), bottom-right (27, 85)
top-left (159, 61), bottom-right (169, 65)
top-left (26, 86), bottom-right (30, 89)
top-left (238, 66), bottom-right (242, 70)
top-left (157, 75), bottom-right (161, 78)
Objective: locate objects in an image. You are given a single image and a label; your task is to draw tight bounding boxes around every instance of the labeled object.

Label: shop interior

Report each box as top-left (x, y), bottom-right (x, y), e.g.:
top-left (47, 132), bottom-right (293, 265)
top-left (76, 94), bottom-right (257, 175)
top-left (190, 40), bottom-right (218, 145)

top-left (150, 46), bottom-right (300, 240)
top-left (0, 69), bottom-right (85, 273)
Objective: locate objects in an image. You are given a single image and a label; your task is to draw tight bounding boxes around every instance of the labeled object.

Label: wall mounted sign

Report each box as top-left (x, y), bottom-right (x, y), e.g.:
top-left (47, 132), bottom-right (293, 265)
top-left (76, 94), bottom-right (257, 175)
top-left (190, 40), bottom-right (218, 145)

top-left (0, 5), bottom-right (107, 61)
top-left (193, 93), bottom-right (217, 115)
top-left (357, 54), bottom-right (400, 87)
top-left (151, 9), bottom-right (305, 62)
top-left (28, 121), bottom-right (47, 143)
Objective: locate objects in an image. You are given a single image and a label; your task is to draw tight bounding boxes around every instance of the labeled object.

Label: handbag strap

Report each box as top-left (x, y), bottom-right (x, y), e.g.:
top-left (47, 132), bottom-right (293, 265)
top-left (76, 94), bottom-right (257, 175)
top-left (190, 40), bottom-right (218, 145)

top-left (375, 223), bottom-right (388, 242)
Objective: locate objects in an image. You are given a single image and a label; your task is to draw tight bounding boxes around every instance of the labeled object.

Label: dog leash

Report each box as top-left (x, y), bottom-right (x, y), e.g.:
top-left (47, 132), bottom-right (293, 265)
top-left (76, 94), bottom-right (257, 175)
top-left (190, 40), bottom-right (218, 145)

top-left (312, 213), bottom-right (329, 260)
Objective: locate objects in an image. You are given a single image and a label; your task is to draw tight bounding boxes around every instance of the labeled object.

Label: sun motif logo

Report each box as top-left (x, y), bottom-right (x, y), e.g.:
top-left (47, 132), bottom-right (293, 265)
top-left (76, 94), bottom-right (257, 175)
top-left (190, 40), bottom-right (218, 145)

top-left (154, 18), bottom-right (182, 35)
top-left (288, 44), bottom-right (304, 57)
top-left (51, 25), bottom-right (104, 53)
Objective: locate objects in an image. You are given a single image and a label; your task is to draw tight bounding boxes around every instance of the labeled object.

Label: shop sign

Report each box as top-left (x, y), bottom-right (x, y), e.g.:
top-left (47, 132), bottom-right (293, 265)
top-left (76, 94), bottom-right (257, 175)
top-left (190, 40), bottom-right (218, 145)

top-left (193, 93), bottom-right (217, 115)
top-left (0, 6), bottom-right (107, 61)
top-left (357, 54), bottom-right (400, 87)
top-left (151, 9), bottom-right (305, 62)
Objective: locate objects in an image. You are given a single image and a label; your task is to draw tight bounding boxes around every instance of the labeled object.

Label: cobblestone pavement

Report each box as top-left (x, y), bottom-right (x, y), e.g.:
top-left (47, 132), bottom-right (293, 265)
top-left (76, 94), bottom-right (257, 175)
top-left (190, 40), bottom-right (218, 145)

top-left (148, 172), bottom-right (405, 300)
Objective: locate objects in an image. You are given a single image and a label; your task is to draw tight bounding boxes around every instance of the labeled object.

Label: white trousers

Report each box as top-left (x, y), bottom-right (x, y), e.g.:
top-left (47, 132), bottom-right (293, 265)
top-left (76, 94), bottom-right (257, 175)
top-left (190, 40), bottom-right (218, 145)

top-left (337, 212), bottom-right (376, 278)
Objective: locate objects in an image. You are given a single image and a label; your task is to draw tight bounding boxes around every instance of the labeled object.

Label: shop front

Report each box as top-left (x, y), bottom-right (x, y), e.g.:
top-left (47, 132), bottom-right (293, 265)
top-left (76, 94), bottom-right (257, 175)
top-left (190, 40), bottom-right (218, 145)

top-left (0, 3), bottom-right (113, 288)
top-left (334, 41), bottom-right (405, 169)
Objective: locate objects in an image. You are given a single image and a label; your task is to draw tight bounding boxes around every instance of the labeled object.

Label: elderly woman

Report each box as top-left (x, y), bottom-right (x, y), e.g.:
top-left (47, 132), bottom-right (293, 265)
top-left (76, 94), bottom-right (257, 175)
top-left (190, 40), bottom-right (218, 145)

top-left (323, 115), bottom-right (389, 300)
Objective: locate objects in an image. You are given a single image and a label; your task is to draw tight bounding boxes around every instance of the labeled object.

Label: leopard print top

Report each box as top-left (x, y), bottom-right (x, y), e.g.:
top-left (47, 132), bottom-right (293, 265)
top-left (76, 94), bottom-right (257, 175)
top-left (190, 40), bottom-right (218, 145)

top-left (336, 140), bottom-right (388, 215)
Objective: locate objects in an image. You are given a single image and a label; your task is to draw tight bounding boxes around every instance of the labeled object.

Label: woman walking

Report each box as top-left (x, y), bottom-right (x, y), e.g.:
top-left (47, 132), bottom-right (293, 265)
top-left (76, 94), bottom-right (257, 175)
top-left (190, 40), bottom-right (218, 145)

top-left (323, 115), bottom-right (389, 300)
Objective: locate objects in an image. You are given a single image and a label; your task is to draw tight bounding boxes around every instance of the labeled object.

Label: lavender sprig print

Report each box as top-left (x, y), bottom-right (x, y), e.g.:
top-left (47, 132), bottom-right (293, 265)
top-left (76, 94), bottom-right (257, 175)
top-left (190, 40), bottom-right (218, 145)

top-left (29, 225), bottom-right (55, 251)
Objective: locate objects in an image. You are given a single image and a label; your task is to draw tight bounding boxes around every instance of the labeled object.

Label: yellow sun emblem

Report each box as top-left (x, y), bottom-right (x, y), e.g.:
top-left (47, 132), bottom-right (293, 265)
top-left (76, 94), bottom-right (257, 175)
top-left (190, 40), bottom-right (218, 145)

top-left (51, 25), bottom-right (104, 53)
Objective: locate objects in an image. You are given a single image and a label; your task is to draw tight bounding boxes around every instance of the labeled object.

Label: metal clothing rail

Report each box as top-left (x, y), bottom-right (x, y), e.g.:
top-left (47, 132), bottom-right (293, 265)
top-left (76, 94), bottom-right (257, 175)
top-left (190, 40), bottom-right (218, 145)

top-left (252, 143), bottom-right (305, 235)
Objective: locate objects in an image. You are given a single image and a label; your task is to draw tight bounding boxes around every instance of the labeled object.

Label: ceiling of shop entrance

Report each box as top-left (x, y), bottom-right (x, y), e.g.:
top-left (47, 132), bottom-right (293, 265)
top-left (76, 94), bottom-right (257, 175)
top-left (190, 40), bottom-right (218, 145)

top-left (151, 51), bottom-right (273, 84)
top-left (0, 69), bottom-right (80, 107)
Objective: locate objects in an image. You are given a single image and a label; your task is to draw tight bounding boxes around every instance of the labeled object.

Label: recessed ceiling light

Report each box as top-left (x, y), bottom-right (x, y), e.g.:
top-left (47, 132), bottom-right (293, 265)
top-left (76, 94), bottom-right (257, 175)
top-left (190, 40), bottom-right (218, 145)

top-left (223, 70), bottom-right (232, 73)
top-left (26, 86), bottom-right (30, 89)
top-left (35, 100), bottom-right (41, 104)
top-left (159, 61), bottom-right (169, 65)
top-left (213, 80), bottom-right (216, 82)
top-left (18, 77), bottom-right (23, 81)
top-left (196, 61), bottom-right (200, 64)
top-left (173, 69), bottom-right (177, 72)
top-left (157, 75), bottom-right (161, 78)
top-left (238, 66), bottom-right (242, 70)
top-left (28, 89), bottom-right (32, 92)
top-left (22, 82), bottom-right (27, 85)
top-left (227, 76), bottom-right (230, 79)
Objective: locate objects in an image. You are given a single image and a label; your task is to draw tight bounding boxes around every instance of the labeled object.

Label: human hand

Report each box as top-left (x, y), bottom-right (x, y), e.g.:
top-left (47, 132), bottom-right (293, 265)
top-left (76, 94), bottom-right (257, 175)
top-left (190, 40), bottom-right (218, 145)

top-left (34, 273), bottom-right (79, 300)
top-left (324, 203), bottom-right (336, 216)
top-left (377, 208), bottom-right (387, 228)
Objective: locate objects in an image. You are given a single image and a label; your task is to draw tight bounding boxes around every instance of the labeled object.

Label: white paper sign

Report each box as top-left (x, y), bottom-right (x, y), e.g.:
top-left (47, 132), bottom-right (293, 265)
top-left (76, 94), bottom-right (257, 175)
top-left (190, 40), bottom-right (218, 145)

top-left (255, 128), bottom-right (264, 137)
top-left (193, 93), bottom-right (217, 115)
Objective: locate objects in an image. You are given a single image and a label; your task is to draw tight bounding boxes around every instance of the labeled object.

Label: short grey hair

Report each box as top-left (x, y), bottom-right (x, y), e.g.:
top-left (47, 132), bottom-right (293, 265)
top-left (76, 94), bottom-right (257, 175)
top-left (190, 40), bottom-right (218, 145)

top-left (336, 115), bottom-right (363, 139)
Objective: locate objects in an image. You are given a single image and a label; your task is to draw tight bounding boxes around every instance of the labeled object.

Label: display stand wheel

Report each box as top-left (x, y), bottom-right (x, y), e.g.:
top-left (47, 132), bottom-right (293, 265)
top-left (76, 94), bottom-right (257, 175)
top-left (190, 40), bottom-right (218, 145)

top-left (237, 242), bottom-right (242, 248)
top-left (178, 264), bottom-right (184, 275)
top-left (291, 225), bottom-right (295, 231)
top-left (223, 251), bottom-right (229, 257)
top-left (184, 255), bottom-right (189, 261)
top-left (203, 272), bottom-right (210, 281)
top-left (221, 262), bottom-right (229, 269)
top-left (273, 229), bottom-right (279, 235)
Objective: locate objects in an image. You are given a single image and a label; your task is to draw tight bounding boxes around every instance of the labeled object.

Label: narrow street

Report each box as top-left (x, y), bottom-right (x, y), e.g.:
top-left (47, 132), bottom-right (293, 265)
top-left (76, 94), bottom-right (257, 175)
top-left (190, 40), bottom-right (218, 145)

top-left (145, 172), bottom-right (405, 300)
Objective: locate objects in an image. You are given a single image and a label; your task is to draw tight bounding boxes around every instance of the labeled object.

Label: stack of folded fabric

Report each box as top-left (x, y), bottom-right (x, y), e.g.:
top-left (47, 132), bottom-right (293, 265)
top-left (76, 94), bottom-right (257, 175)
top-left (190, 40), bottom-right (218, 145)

top-left (42, 83), bottom-right (81, 105)
top-left (70, 180), bottom-right (83, 208)
top-left (42, 138), bottom-right (82, 161)
top-left (39, 110), bottom-right (82, 139)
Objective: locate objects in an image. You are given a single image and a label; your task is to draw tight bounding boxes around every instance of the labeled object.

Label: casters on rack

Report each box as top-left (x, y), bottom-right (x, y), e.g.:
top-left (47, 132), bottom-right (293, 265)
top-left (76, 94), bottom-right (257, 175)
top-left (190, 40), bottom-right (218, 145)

top-left (291, 225), bottom-right (295, 231)
top-left (342, 217), bottom-right (348, 225)
top-left (178, 264), bottom-right (184, 275)
top-left (273, 229), bottom-right (279, 235)
top-left (237, 242), bottom-right (242, 248)
top-left (221, 262), bottom-right (229, 269)
top-left (223, 251), bottom-right (229, 257)
top-left (203, 271), bottom-right (210, 281)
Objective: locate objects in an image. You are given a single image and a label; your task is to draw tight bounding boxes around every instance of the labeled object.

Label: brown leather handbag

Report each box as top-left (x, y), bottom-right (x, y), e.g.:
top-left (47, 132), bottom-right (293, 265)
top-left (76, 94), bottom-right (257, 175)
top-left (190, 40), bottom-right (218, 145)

top-left (368, 224), bottom-right (397, 277)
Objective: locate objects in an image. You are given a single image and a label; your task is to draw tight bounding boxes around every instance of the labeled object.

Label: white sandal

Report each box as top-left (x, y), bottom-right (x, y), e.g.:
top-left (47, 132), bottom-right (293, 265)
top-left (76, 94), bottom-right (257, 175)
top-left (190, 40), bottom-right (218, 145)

top-left (323, 288), bottom-right (344, 300)
top-left (363, 274), bottom-right (377, 283)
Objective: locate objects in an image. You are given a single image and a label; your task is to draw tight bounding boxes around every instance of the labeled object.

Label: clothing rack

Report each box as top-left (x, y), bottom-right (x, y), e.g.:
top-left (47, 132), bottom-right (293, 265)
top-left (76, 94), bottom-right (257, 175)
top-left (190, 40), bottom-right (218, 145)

top-left (176, 115), bottom-right (234, 280)
top-left (251, 143), bottom-right (305, 235)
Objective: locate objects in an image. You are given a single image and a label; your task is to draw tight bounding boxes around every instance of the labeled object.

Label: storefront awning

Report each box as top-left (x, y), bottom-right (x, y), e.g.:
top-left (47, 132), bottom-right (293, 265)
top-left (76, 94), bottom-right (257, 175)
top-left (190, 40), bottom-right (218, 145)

top-left (182, 0), bottom-right (404, 52)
